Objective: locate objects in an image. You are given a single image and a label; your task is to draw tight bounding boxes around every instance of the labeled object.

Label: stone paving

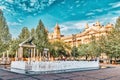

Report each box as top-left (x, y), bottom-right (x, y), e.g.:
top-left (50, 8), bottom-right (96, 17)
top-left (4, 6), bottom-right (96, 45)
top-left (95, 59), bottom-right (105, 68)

top-left (0, 65), bottom-right (120, 80)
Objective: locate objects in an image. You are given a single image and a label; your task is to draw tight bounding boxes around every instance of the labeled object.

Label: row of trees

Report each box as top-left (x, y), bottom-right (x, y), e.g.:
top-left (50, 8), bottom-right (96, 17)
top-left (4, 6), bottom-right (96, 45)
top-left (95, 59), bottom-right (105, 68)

top-left (9, 20), bottom-right (49, 58)
top-left (71, 17), bottom-right (120, 63)
top-left (0, 9), bottom-right (11, 57)
top-left (71, 36), bottom-right (101, 60)
top-left (98, 17), bottom-right (120, 63)
top-left (8, 20), bottom-right (72, 59)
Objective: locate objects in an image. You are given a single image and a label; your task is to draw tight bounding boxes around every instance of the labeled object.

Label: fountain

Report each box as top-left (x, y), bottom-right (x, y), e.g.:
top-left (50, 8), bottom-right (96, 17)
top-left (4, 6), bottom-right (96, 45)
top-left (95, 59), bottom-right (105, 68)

top-left (11, 47), bottom-right (99, 74)
top-left (10, 37), bottom-right (99, 74)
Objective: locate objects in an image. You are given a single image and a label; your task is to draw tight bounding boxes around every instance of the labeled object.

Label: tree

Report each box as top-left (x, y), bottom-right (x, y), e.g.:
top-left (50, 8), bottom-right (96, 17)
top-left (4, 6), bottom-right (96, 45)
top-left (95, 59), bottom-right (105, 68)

top-left (17, 27), bottom-right (30, 58)
top-left (71, 46), bottom-right (79, 58)
top-left (96, 17), bottom-right (120, 63)
top-left (31, 28), bottom-right (35, 37)
top-left (0, 9), bottom-right (11, 54)
top-left (9, 39), bottom-right (19, 58)
top-left (115, 16), bottom-right (120, 29)
top-left (78, 44), bottom-right (90, 60)
top-left (77, 35), bottom-right (101, 60)
top-left (19, 27), bottom-right (30, 41)
top-left (34, 20), bottom-right (49, 52)
top-left (49, 41), bottom-right (70, 59)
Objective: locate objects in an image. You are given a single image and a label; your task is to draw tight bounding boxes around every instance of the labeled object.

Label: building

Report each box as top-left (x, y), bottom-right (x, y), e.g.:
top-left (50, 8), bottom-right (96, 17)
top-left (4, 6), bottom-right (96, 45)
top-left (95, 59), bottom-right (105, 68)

top-left (48, 21), bottom-right (113, 47)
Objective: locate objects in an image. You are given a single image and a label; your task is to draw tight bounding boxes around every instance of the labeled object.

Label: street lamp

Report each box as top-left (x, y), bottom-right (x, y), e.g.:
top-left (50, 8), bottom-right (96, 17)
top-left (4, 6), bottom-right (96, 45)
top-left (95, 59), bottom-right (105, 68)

top-left (72, 34), bottom-right (77, 60)
top-left (72, 34), bottom-right (76, 47)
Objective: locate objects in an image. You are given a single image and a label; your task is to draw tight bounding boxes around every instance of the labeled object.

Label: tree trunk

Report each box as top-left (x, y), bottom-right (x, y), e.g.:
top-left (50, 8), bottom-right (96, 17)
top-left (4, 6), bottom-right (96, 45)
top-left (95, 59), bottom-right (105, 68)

top-left (115, 57), bottom-right (117, 64)
top-left (110, 57), bottom-right (112, 64)
top-left (86, 56), bottom-right (88, 60)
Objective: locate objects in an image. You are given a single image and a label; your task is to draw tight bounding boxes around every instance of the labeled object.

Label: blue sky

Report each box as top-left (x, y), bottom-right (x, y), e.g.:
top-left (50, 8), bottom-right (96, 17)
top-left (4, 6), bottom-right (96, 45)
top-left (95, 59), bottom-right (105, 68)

top-left (0, 0), bottom-right (120, 38)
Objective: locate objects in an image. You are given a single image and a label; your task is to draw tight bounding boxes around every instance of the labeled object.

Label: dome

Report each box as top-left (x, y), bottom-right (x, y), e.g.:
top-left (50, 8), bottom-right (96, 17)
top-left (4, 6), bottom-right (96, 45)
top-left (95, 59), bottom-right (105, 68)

top-left (85, 23), bottom-right (89, 29)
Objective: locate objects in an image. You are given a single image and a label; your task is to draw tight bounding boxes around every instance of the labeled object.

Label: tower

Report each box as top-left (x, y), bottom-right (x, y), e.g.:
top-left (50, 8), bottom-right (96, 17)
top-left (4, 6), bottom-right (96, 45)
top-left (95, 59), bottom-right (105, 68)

top-left (85, 23), bottom-right (89, 29)
top-left (53, 23), bottom-right (61, 40)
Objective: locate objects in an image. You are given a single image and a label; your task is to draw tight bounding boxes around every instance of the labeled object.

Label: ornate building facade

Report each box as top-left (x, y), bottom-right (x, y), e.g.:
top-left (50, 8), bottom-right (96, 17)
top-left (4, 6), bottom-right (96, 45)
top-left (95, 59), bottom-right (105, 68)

top-left (48, 21), bottom-right (113, 47)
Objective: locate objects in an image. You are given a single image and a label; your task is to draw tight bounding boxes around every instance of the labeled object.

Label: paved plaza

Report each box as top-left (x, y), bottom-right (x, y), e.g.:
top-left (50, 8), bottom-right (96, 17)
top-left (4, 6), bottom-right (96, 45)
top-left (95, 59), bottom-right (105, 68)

top-left (0, 64), bottom-right (120, 80)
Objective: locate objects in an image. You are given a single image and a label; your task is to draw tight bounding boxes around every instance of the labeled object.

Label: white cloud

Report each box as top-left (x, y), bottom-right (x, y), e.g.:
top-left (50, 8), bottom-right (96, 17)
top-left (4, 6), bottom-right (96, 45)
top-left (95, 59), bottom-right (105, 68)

top-left (7, 22), bottom-right (22, 26)
top-left (111, 10), bottom-right (120, 14)
top-left (60, 20), bottom-right (95, 35)
top-left (86, 12), bottom-right (95, 16)
top-left (92, 9), bottom-right (103, 12)
top-left (6, 0), bottom-right (13, 3)
top-left (76, 4), bottom-right (80, 7)
top-left (59, 15), bottom-right (118, 36)
top-left (71, 13), bottom-right (76, 16)
top-left (48, 0), bottom-right (56, 5)
top-left (75, 0), bottom-right (79, 3)
top-left (61, 1), bottom-right (65, 4)
top-left (109, 2), bottom-right (120, 8)
top-left (95, 14), bottom-right (118, 25)
top-left (70, 6), bottom-right (73, 9)
top-left (59, 21), bottom-right (92, 35)
top-left (17, 19), bottom-right (23, 23)
top-left (0, 6), bottom-right (6, 10)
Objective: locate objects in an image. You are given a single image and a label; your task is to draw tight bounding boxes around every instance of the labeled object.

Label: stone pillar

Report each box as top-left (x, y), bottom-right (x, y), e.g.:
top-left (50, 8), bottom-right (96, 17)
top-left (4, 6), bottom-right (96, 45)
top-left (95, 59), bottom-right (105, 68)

top-left (33, 48), bottom-right (35, 61)
top-left (15, 50), bottom-right (18, 61)
top-left (18, 47), bottom-right (23, 61)
top-left (39, 52), bottom-right (41, 61)
top-left (48, 52), bottom-right (50, 61)
top-left (36, 49), bottom-right (39, 61)
top-left (28, 49), bottom-right (31, 62)
top-left (31, 49), bottom-right (33, 61)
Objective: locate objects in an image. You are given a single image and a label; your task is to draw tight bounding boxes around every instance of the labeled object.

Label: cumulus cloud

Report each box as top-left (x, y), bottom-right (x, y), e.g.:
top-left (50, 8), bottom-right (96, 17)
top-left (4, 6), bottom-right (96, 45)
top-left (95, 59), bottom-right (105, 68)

top-left (0, 0), bottom-right (56, 15)
top-left (109, 2), bottom-right (120, 8)
top-left (59, 21), bottom-right (90, 35)
top-left (0, 0), bottom-right (119, 38)
top-left (17, 19), bottom-right (23, 23)
top-left (86, 12), bottom-right (95, 16)
top-left (6, 0), bottom-right (13, 3)
top-left (0, 6), bottom-right (6, 10)
top-left (59, 15), bottom-right (117, 36)
top-left (7, 22), bottom-right (22, 26)
top-left (92, 9), bottom-right (103, 12)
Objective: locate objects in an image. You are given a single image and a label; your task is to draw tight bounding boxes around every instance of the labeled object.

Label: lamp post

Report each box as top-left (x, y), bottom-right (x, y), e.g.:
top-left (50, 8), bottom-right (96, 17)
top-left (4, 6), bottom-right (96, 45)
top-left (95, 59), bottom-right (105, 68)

top-left (72, 34), bottom-right (76, 47)
top-left (72, 34), bottom-right (77, 60)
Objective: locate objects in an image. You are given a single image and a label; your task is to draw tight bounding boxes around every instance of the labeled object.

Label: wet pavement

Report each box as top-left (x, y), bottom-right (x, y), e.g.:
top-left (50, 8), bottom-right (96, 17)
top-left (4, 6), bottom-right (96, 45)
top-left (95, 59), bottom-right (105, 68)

top-left (0, 64), bottom-right (120, 80)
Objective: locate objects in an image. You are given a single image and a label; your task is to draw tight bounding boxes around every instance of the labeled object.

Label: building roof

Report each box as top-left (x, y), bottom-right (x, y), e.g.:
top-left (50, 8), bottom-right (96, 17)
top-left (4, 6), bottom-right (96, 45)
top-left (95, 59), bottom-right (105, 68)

top-left (19, 37), bottom-right (36, 48)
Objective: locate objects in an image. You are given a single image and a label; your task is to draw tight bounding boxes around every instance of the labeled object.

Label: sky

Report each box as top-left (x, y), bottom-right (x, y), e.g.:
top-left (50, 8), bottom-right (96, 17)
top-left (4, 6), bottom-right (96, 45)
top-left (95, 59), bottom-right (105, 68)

top-left (0, 0), bottom-right (120, 38)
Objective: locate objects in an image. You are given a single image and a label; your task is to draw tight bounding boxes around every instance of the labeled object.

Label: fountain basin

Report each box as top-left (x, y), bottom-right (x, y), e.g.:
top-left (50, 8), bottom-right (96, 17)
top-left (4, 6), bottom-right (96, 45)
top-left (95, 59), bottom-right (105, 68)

top-left (11, 60), bottom-right (99, 74)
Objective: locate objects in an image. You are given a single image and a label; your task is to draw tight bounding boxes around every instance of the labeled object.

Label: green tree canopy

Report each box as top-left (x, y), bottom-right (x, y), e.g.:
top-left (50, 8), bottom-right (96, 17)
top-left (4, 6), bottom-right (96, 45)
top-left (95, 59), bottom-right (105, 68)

top-left (95, 16), bottom-right (120, 63)
top-left (115, 16), bottom-right (120, 29)
top-left (0, 9), bottom-right (11, 54)
top-left (18, 27), bottom-right (30, 41)
top-left (34, 20), bottom-right (49, 52)
top-left (71, 46), bottom-right (79, 58)
top-left (31, 28), bottom-right (35, 37)
top-left (49, 41), bottom-right (70, 59)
